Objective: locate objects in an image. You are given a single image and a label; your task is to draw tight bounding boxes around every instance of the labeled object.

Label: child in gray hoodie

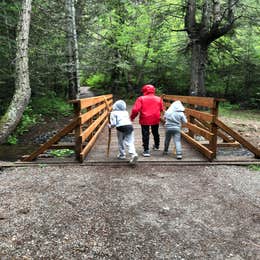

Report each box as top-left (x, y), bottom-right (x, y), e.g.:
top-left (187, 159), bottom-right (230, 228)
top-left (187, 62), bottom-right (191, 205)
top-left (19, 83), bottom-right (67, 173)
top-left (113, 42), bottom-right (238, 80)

top-left (163, 100), bottom-right (187, 159)
top-left (110, 100), bottom-right (138, 164)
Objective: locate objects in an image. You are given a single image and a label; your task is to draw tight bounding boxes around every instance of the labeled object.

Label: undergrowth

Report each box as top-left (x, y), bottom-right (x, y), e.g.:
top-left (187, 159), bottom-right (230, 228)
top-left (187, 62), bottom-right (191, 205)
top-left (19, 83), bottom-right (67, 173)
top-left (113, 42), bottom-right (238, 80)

top-left (50, 149), bottom-right (75, 157)
top-left (7, 94), bottom-right (73, 144)
top-left (219, 102), bottom-right (260, 121)
top-left (248, 164), bottom-right (260, 172)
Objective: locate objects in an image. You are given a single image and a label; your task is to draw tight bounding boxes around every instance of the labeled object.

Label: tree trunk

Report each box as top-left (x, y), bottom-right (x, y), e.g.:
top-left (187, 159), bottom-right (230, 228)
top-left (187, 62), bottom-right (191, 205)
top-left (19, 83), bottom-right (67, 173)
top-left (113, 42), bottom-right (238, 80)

top-left (190, 42), bottom-right (208, 96)
top-left (66, 0), bottom-right (80, 100)
top-left (0, 0), bottom-right (32, 144)
top-left (185, 0), bottom-right (238, 96)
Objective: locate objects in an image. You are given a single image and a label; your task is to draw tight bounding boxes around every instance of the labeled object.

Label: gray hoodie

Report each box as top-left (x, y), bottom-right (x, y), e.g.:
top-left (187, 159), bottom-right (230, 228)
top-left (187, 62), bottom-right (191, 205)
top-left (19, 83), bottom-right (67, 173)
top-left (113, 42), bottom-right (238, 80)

top-left (110, 100), bottom-right (132, 127)
top-left (164, 100), bottom-right (187, 129)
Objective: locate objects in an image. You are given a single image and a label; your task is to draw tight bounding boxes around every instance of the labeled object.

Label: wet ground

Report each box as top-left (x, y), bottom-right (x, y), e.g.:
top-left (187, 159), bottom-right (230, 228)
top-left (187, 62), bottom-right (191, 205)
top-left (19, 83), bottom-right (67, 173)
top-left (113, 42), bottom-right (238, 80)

top-left (0, 144), bottom-right (39, 162)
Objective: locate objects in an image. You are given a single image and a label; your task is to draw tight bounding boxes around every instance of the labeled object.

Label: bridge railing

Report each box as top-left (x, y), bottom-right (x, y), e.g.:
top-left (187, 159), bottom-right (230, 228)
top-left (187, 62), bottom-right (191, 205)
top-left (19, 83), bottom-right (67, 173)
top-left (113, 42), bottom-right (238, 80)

top-left (23, 94), bottom-right (113, 163)
top-left (162, 95), bottom-right (260, 160)
top-left (23, 93), bottom-right (259, 163)
top-left (70, 94), bottom-right (113, 162)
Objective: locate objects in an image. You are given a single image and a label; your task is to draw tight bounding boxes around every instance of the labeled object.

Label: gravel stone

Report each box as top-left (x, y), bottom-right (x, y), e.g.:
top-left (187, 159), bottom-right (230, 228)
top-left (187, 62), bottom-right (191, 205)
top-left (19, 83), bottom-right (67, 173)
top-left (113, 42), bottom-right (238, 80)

top-left (0, 165), bottom-right (259, 259)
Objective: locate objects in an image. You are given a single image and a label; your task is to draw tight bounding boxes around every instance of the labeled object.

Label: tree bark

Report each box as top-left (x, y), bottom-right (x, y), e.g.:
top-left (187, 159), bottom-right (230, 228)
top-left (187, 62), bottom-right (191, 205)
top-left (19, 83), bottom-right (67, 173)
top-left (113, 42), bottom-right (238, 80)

top-left (190, 42), bottom-right (208, 96)
top-left (185, 0), bottom-right (238, 96)
top-left (0, 0), bottom-right (32, 144)
top-left (66, 0), bottom-right (80, 100)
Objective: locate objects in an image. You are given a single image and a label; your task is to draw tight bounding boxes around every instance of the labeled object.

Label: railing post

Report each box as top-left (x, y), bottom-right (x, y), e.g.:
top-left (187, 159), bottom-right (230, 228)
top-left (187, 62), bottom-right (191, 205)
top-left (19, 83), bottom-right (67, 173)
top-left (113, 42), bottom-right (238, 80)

top-left (73, 101), bottom-right (82, 161)
top-left (188, 104), bottom-right (195, 138)
top-left (209, 99), bottom-right (219, 160)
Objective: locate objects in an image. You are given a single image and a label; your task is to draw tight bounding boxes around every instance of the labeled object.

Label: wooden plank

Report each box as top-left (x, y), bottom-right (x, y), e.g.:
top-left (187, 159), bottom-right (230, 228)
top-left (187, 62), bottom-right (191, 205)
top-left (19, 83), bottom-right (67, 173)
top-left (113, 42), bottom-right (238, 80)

top-left (217, 129), bottom-right (235, 143)
top-left (184, 122), bottom-right (214, 141)
top-left (80, 103), bottom-right (106, 125)
top-left (79, 95), bottom-right (113, 110)
top-left (202, 142), bottom-right (241, 148)
top-left (80, 118), bottom-right (108, 162)
top-left (3, 159), bottom-right (259, 168)
top-left (74, 101), bottom-right (82, 160)
top-left (81, 111), bottom-right (108, 143)
top-left (215, 119), bottom-right (260, 158)
top-left (181, 131), bottom-right (214, 160)
top-left (50, 143), bottom-right (75, 149)
top-left (69, 94), bottom-right (113, 104)
top-left (23, 118), bottom-right (79, 161)
top-left (194, 118), bottom-right (234, 143)
top-left (185, 108), bottom-right (214, 123)
top-left (208, 100), bottom-right (219, 158)
top-left (163, 95), bottom-right (216, 108)
top-left (217, 142), bottom-right (240, 147)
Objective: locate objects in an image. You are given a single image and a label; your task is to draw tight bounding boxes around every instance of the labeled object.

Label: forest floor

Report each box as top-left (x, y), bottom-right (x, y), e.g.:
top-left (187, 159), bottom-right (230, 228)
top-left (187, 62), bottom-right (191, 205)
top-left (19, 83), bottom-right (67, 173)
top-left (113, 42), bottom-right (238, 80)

top-left (0, 109), bottom-right (260, 259)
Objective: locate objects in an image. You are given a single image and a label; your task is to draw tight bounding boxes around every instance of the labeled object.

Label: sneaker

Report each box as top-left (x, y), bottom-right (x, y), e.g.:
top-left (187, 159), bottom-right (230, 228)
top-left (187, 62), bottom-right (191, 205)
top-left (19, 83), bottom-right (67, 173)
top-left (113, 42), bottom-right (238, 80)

top-left (163, 151), bottom-right (168, 155)
top-left (129, 154), bottom-right (138, 164)
top-left (143, 150), bottom-right (151, 157)
top-left (153, 145), bottom-right (160, 151)
top-left (117, 154), bottom-right (126, 160)
top-left (176, 154), bottom-right (182, 160)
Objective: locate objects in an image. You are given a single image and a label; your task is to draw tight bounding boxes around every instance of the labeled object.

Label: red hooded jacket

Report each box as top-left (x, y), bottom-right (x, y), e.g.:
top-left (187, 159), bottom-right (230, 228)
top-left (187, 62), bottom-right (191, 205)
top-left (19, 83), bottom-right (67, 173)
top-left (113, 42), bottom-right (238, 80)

top-left (130, 85), bottom-right (164, 125)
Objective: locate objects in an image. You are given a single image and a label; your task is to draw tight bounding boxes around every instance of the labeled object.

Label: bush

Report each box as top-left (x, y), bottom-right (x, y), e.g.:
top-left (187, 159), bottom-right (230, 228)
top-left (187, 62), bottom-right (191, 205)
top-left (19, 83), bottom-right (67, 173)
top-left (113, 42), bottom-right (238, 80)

top-left (31, 92), bottom-right (73, 117)
top-left (7, 106), bottom-right (39, 144)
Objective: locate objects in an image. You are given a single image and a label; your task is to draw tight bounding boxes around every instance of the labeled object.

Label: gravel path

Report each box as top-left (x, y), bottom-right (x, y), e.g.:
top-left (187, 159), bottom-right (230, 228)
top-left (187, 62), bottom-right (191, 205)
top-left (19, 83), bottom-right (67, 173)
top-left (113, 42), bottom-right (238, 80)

top-left (0, 165), bottom-right (260, 259)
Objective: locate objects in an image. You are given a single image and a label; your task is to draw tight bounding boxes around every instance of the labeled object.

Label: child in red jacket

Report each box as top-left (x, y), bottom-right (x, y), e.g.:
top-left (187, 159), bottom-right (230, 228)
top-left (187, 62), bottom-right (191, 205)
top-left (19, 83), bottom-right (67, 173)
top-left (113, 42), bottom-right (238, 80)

top-left (130, 84), bottom-right (164, 157)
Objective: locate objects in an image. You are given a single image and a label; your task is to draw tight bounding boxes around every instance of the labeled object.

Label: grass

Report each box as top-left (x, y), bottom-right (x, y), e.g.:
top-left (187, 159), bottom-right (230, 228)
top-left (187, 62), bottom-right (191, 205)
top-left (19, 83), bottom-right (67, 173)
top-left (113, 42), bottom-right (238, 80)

top-left (248, 164), bottom-right (260, 172)
top-left (6, 94), bottom-right (73, 145)
top-left (219, 103), bottom-right (260, 121)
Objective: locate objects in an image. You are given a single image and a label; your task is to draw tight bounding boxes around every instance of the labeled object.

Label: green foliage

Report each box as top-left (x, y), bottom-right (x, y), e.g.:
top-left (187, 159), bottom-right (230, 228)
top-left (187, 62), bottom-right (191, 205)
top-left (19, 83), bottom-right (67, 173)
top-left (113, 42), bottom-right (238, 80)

top-left (219, 102), bottom-right (260, 121)
top-left (16, 107), bottom-right (38, 135)
top-left (31, 93), bottom-right (73, 117)
top-left (7, 106), bottom-right (38, 145)
top-left (248, 165), bottom-right (260, 172)
top-left (6, 93), bottom-right (73, 144)
top-left (1, 0), bottom-right (260, 111)
top-left (7, 135), bottom-right (18, 145)
top-left (50, 149), bottom-right (74, 157)
top-left (85, 73), bottom-right (109, 89)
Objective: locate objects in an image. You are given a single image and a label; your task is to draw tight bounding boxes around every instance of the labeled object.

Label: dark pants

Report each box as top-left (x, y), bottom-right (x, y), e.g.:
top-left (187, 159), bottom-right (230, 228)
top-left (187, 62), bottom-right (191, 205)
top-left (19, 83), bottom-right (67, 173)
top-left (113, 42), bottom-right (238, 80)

top-left (141, 124), bottom-right (160, 151)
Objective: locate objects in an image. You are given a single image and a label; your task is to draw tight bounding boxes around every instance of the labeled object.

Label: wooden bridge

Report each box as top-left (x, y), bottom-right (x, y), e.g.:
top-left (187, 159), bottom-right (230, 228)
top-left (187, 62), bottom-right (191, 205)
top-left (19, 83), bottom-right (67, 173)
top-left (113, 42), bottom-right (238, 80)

top-left (21, 94), bottom-right (260, 166)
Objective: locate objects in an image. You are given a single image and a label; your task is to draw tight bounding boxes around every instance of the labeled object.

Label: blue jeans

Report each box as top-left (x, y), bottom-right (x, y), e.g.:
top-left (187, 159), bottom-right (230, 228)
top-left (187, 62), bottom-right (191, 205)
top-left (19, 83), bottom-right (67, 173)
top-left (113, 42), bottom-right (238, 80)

top-left (164, 127), bottom-right (182, 155)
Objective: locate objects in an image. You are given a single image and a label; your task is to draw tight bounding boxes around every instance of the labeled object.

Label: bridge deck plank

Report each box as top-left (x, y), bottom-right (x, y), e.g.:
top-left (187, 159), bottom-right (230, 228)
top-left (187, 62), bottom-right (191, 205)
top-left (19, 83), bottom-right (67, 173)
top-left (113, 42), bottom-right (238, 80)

top-left (86, 123), bottom-right (208, 163)
top-left (85, 120), bottom-right (257, 163)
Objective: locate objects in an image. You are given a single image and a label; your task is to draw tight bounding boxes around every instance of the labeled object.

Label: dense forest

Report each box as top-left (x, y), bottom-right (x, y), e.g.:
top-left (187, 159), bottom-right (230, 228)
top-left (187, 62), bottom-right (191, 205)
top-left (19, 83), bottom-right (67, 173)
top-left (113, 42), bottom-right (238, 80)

top-left (0, 0), bottom-right (259, 143)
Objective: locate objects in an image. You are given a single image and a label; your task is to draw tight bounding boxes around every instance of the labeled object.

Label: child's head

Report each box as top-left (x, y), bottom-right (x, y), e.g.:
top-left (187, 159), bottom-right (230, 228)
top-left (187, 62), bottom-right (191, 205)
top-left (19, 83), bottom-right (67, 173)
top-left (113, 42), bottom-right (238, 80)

top-left (113, 100), bottom-right (126, 111)
top-left (168, 100), bottom-right (185, 112)
top-left (141, 84), bottom-right (155, 95)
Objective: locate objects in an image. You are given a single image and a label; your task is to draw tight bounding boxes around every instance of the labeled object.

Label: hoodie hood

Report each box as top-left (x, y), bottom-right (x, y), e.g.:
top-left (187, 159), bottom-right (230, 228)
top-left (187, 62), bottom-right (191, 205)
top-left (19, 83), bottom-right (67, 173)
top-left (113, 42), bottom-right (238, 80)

top-left (165, 100), bottom-right (185, 118)
top-left (112, 100), bottom-right (126, 111)
top-left (168, 100), bottom-right (185, 112)
top-left (141, 84), bottom-right (155, 95)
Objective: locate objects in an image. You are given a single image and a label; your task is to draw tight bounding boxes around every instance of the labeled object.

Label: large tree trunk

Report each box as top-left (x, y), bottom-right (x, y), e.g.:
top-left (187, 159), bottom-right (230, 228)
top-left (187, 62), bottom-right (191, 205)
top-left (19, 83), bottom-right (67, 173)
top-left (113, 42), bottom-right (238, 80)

top-left (190, 42), bottom-right (208, 96)
top-left (66, 0), bottom-right (80, 100)
top-left (185, 0), bottom-right (238, 96)
top-left (0, 0), bottom-right (32, 144)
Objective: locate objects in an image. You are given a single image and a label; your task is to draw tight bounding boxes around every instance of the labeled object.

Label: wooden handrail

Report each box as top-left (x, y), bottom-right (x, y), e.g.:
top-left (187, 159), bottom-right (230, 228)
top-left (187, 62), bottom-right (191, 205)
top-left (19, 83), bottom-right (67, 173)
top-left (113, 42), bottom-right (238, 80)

top-left (162, 94), bottom-right (260, 160)
top-left (23, 94), bottom-right (113, 162)
top-left (24, 93), bottom-right (259, 163)
top-left (73, 94), bottom-right (113, 162)
top-left (162, 94), bottom-right (220, 160)
top-left (163, 95), bottom-right (225, 108)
